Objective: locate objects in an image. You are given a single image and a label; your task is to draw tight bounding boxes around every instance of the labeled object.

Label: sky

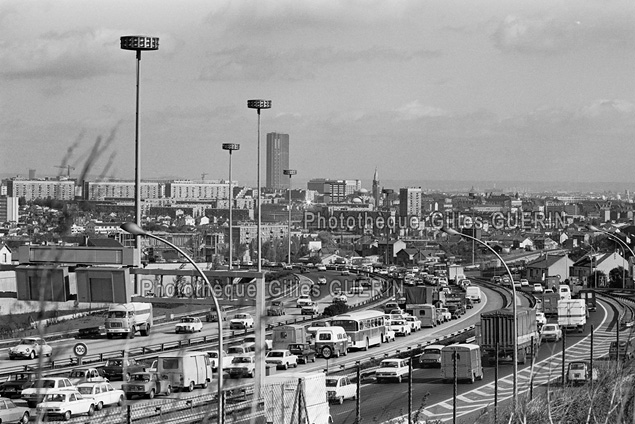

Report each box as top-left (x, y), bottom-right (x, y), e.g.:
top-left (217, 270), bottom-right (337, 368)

top-left (2, 0), bottom-right (635, 190)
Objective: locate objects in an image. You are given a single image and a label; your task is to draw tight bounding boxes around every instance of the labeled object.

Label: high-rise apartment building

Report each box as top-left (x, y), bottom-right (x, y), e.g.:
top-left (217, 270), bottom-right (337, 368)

top-left (399, 187), bottom-right (422, 217)
top-left (266, 132), bottom-right (290, 190)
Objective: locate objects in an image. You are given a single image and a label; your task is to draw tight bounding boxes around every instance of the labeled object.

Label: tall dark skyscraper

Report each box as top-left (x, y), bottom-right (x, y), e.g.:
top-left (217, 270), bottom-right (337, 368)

top-left (266, 132), bottom-right (290, 190)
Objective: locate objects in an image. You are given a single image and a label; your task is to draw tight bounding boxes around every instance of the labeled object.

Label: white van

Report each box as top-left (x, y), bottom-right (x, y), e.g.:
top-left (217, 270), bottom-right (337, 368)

top-left (465, 286), bottom-right (482, 303)
top-left (156, 352), bottom-right (212, 392)
top-left (314, 326), bottom-right (349, 359)
top-left (558, 285), bottom-right (572, 301)
top-left (441, 344), bottom-right (483, 383)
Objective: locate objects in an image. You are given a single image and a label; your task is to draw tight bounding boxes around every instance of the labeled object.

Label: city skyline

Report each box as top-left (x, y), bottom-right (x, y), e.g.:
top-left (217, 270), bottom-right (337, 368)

top-left (2, 1), bottom-right (634, 186)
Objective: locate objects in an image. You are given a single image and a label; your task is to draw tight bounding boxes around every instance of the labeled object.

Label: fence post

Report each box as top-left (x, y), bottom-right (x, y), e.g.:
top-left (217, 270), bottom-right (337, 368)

top-left (356, 362), bottom-right (361, 423)
top-left (127, 404), bottom-right (132, 424)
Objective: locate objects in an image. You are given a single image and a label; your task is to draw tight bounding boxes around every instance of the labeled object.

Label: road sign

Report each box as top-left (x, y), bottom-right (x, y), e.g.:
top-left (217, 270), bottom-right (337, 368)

top-left (73, 342), bottom-right (88, 357)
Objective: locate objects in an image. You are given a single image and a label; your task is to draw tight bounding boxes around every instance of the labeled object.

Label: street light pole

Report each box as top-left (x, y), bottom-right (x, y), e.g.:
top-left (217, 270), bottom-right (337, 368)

top-left (120, 222), bottom-right (224, 420)
top-left (283, 169), bottom-right (297, 264)
top-left (120, 35), bottom-right (159, 254)
top-left (441, 226), bottom-right (518, 408)
top-left (222, 144), bottom-right (240, 270)
top-left (247, 100), bottom-right (272, 272)
top-left (587, 225), bottom-right (635, 288)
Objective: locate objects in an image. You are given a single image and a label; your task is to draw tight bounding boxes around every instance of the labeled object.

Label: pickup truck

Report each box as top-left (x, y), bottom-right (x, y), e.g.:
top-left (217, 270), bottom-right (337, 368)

top-left (288, 343), bottom-right (316, 364)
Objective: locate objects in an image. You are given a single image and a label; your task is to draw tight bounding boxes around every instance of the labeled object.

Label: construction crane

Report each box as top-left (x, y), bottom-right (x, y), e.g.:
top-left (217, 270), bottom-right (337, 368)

top-left (54, 165), bottom-right (75, 178)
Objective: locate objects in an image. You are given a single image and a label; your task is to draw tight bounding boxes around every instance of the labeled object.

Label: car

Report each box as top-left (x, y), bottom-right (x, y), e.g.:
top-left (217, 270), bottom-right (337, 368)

top-left (227, 345), bottom-right (254, 356)
top-left (36, 389), bottom-right (96, 421)
top-left (0, 372), bottom-right (39, 399)
top-left (384, 327), bottom-right (396, 342)
top-left (349, 285), bottom-right (364, 294)
top-left (265, 350), bottom-right (299, 370)
top-left (520, 279), bottom-right (530, 288)
top-left (316, 264), bottom-right (327, 271)
top-left (437, 308), bottom-right (451, 322)
top-left (75, 382), bottom-right (126, 409)
top-left (175, 316), bottom-right (203, 333)
top-left (544, 288), bottom-right (554, 294)
top-left (418, 344), bottom-right (444, 368)
top-left (491, 276), bottom-right (502, 284)
top-left (326, 376), bottom-right (357, 404)
top-left (533, 283), bottom-right (544, 293)
top-left (204, 350), bottom-right (234, 372)
top-left (266, 300), bottom-right (286, 316)
top-left (332, 293), bottom-right (348, 304)
top-left (282, 263), bottom-right (293, 270)
top-left (121, 372), bottom-right (171, 399)
top-left (0, 397), bottom-right (30, 423)
top-left (566, 361), bottom-right (598, 385)
top-left (375, 358), bottom-right (410, 383)
top-left (102, 357), bottom-right (148, 382)
top-left (465, 298), bottom-right (474, 309)
top-left (536, 311), bottom-right (547, 328)
top-left (296, 295), bottom-right (313, 308)
top-left (227, 355), bottom-right (256, 378)
top-left (8, 337), bottom-right (52, 360)
top-left (383, 302), bottom-right (400, 314)
top-left (541, 323), bottom-right (563, 342)
top-left (21, 377), bottom-right (75, 408)
top-left (317, 277), bottom-right (328, 285)
top-left (404, 315), bottom-right (422, 332)
top-left (389, 319), bottom-right (411, 337)
top-left (340, 269), bottom-right (351, 276)
top-left (67, 367), bottom-right (109, 385)
top-left (229, 313), bottom-right (255, 329)
top-left (243, 334), bottom-right (273, 351)
top-left (288, 343), bottom-right (316, 364)
top-left (301, 302), bottom-right (319, 315)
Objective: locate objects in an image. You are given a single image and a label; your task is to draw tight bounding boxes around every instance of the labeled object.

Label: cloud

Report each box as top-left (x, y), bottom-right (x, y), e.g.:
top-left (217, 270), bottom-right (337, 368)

top-left (0, 28), bottom-right (126, 80)
top-left (395, 100), bottom-right (448, 120)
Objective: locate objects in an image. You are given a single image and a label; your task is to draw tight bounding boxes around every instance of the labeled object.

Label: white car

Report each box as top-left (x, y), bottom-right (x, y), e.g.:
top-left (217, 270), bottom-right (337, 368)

top-left (533, 283), bottom-right (544, 293)
top-left (536, 312), bottom-right (547, 328)
top-left (265, 350), bottom-right (299, 370)
top-left (75, 382), bottom-right (125, 410)
top-left (296, 295), bottom-right (313, 308)
top-left (404, 315), bottom-right (422, 332)
top-left (520, 279), bottom-right (530, 288)
top-left (175, 316), bottom-right (203, 333)
top-left (67, 368), bottom-right (108, 386)
top-left (437, 308), bottom-right (451, 322)
top-left (375, 358), bottom-right (410, 383)
top-left (384, 328), bottom-right (396, 343)
top-left (227, 355), bottom-right (256, 378)
top-left (326, 376), bottom-right (357, 404)
top-left (36, 389), bottom-right (96, 421)
top-left (9, 337), bottom-right (52, 360)
top-left (316, 264), bottom-right (327, 271)
top-left (22, 377), bottom-right (75, 408)
top-left (301, 302), bottom-right (319, 315)
top-left (229, 313), bottom-right (254, 329)
top-left (541, 323), bottom-right (563, 342)
top-left (389, 319), bottom-right (411, 337)
top-left (332, 293), bottom-right (348, 304)
top-left (204, 350), bottom-right (234, 372)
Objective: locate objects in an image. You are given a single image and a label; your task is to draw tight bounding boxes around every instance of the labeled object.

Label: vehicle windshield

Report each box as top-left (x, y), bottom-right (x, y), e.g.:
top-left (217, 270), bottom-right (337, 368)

top-left (181, 317), bottom-right (195, 323)
top-left (40, 380), bottom-right (56, 388)
top-left (392, 321), bottom-right (405, 325)
top-left (330, 319), bottom-right (357, 332)
top-left (45, 393), bottom-right (66, 402)
top-left (325, 379), bottom-right (338, 387)
top-left (19, 339), bottom-right (37, 345)
top-left (381, 361), bottom-right (398, 368)
top-left (543, 325), bottom-right (556, 331)
top-left (133, 374), bottom-right (151, 382)
top-left (207, 352), bottom-right (219, 358)
top-left (69, 370), bottom-right (87, 378)
top-left (233, 357), bottom-right (252, 363)
top-left (106, 359), bottom-right (123, 367)
top-left (570, 363), bottom-right (586, 370)
top-left (107, 311), bottom-right (126, 318)
top-left (9, 373), bottom-right (31, 381)
top-left (77, 386), bottom-right (93, 395)
top-left (424, 349), bottom-right (441, 355)
top-left (268, 351), bottom-right (284, 357)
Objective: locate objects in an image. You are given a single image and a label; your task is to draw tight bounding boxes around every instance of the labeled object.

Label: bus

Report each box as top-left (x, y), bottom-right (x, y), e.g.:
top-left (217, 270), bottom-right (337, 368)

top-left (330, 310), bottom-right (388, 351)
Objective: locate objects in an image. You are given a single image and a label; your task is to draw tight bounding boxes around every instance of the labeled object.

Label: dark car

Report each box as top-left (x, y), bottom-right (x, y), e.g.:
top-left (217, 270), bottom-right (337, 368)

top-left (102, 357), bottom-right (147, 382)
top-left (0, 372), bottom-right (38, 398)
top-left (288, 343), bottom-right (316, 364)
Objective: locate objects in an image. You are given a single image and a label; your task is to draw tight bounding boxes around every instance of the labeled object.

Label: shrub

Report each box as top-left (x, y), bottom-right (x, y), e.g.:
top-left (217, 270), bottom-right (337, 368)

top-left (322, 302), bottom-right (349, 317)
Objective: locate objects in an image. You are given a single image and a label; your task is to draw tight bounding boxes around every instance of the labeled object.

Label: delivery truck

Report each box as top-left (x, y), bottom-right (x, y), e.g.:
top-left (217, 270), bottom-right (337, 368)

top-left (440, 344), bottom-right (483, 383)
top-left (539, 292), bottom-right (560, 317)
top-left (558, 299), bottom-right (587, 333)
top-left (475, 307), bottom-right (541, 365)
top-left (272, 325), bottom-right (310, 350)
top-left (105, 302), bottom-right (153, 338)
top-left (263, 372), bottom-right (330, 424)
top-left (404, 304), bottom-right (439, 328)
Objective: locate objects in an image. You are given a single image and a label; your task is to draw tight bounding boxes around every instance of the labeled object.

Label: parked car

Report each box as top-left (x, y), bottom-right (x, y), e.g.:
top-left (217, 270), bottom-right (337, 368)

top-left (267, 300), bottom-right (286, 316)
top-left (121, 372), bottom-right (171, 399)
top-left (76, 382), bottom-right (126, 409)
top-left (296, 295), bottom-right (313, 308)
top-left (389, 319), bottom-right (411, 337)
top-left (8, 337), bottom-right (52, 360)
top-left (175, 316), bottom-right (203, 333)
top-left (21, 377), bottom-right (75, 408)
top-left (541, 323), bottom-right (563, 342)
top-left (0, 397), bottom-right (30, 424)
top-left (0, 372), bottom-right (38, 398)
top-left (229, 313), bottom-right (255, 329)
top-left (265, 350), bottom-right (299, 370)
top-left (301, 302), bottom-right (319, 315)
top-left (102, 357), bottom-right (147, 382)
top-left (227, 355), bottom-right (256, 378)
top-left (36, 389), bottom-right (96, 421)
top-left (375, 358), bottom-right (410, 383)
top-left (325, 376), bottom-right (357, 404)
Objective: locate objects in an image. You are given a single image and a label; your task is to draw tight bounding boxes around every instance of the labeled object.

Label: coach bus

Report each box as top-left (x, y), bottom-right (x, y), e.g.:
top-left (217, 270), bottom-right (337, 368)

top-left (330, 310), bottom-right (388, 351)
